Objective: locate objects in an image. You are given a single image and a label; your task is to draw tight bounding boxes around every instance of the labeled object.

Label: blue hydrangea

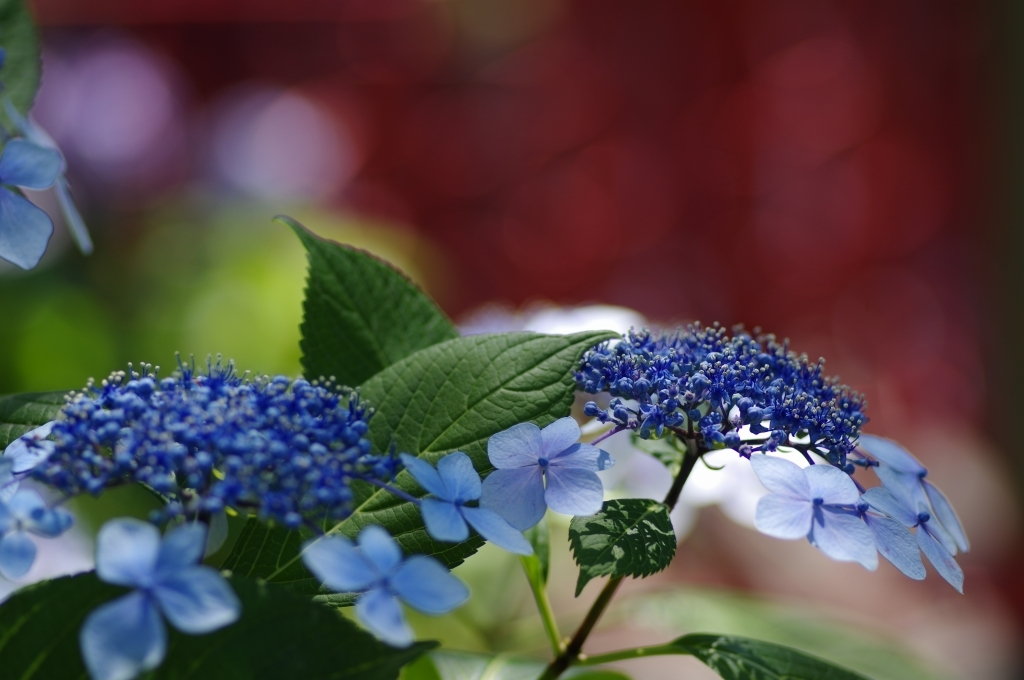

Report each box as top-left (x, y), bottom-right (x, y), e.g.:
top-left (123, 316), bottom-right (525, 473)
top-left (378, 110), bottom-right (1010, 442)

top-left (577, 325), bottom-right (867, 469)
top-left (0, 488), bottom-right (73, 579)
top-left (33, 360), bottom-right (399, 528)
top-left (0, 138), bottom-right (62, 269)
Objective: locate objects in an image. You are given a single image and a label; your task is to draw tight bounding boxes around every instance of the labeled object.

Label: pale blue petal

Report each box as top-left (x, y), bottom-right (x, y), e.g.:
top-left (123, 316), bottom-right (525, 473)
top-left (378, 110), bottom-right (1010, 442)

top-left (80, 591), bottom-right (166, 680)
top-left (917, 526), bottom-right (964, 593)
top-left (862, 487), bottom-right (917, 527)
top-left (96, 518), bottom-right (162, 588)
top-left (400, 454), bottom-right (449, 500)
top-left (436, 452), bottom-right (481, 503)
top-left (421, 498), bottom-right (469, 543)
top-left (864, 513), bottom-right (925, 579)
top-left (749, 455), bottom-right (810, 500)
top-left (0, 139), bottom-right (60, 189)
top-left (0, 530), bottom-right (36, 578)
top-left (923, 480), bottom-right (969, 553)
top-left (540, 417), bottom-right (582, 458)
top-left (4, 421), bottom-right (55, 473)
top-left (27, 506), bottom-right (72, 538)
top-left (0, 458), bottom-right (12, 489)
top-left (480, 466), bottom-right (546, 531)
top-left (302, 536), bottom-right (378, 592)
top-left (461, 506), bottom-right (533, 555)
top-left (809, 507), bottom-right (877, 570)
top-left (155, 522), bottom-right (206, 576)
top-left (0, 187), bottom-right (53, 270)
top-left (549, 443), bottom-right (614, 471)
top-left (356, 587), bottom-right (413, 647)
top-left (0, 482), bottom-right (16, 505)
top-left (544, 467), bottom-right (604, 517)
top-left (874, 465), bottom-right (927, 508)
top-left (54, 176), bottom-right (93, 255)
top-left (805, 464), bottom-right (859, 505)
top-left (153, 566), bottom-right (241, 634)
top-left (6, 488), bottom-right (45, 522)
top-left (0, 502), bottom-right (12, 533)
top-left (857, 435), bottom-right (927, 475)
top-left (754, 494), bottom-right (813, 539)
top-left (923, 515), bottom-right (957, 555)
top-left (358, 525), bottom-right (403, 574)
top-left (487, 422), bottom-right (542, 469)
top-left (389, 555), bottom-right (469, 614)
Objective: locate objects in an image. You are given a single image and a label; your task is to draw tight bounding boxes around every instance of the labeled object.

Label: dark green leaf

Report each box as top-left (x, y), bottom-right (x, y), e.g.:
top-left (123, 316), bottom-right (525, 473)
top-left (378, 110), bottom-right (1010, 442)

top-left (667, 634), bottom-right (870, 680)
top-left (284, 216), bottom-right (458, 388)
top-left (522, 516), bottom-right (550, 584)
top-left (0, 390), bottom-right (65, 449)
top-left (400, 651), bottom-right (630, 680)
top-left (0, 0), bottom-right (40, 128)
top-left (569, 499), bottom-right (676, 596)
top-left (221, 331), bottom-right (615, 601)
top-left (0, 572), bottom-right (433, 679)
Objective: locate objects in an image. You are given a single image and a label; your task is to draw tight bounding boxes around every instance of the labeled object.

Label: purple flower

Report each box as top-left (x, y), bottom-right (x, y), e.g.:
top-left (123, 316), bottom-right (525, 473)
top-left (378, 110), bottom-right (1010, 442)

top-left (400, 452), bottom-right (532, 555)
top-left (750, 455), bottom-right (876, 570)
top-left (0, 139), bottom-right (62, 269)
top-left (302, 525), bottom-right (468, 647)
top-left (480, 417), bottom-right (614, 531)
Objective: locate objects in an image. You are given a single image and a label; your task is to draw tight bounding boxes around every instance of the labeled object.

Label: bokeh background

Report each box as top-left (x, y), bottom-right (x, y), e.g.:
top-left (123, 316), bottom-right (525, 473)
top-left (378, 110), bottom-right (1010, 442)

top-left (2, 1), bottom-right (1023, 678)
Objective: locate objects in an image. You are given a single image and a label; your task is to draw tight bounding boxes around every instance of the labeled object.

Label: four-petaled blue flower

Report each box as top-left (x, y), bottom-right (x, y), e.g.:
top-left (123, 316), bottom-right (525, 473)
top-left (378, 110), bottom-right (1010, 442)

top-left (302, 525), bottom-right (468, 648)
top-left (862, 485), bottom-right (964, 593)
top-left (751, 455), bottom-right (876, 570)
top-left (80, 518), bottom-right (241, 680)
top-left (856, 435), bottom-right (969, 553)
top-left (480, 417), bottom-right (614, 531)
top-left (0, 488), bottom-right (72, 579)
top-left (2, 422), bottom-right (56, 500)
top-left (0, 138), bottom-right (62, 269)
top-left (400, 452), bottom-right (532, 555)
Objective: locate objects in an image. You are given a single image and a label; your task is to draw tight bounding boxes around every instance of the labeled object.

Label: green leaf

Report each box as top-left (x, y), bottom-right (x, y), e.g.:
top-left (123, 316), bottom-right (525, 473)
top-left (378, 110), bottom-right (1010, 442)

top-left (221, 331), bottom-right (615, 600)
top-left (0, 0), bottom-right (40, 128)
top-left (569, 499), bottom-right (676, 596)
top-left (401, 651), bottom-right (630, 680)
top-left (0, 390), bottom-right (65, 449)
top-left (522, 516), bottom-right (550, 584)
top-left (0, 572), bottom-right (433, 679)
top-left (667, 634), bottom-right (869, 680)
top-left (284, 215), bottom-right (458, 388)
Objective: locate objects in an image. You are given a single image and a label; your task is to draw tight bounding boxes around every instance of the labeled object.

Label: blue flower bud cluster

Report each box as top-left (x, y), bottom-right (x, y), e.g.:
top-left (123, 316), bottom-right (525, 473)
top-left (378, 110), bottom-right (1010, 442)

top-left (577, 325), bottom-right (867, 468)
top-left (33, 359), bottom-right (398, 529)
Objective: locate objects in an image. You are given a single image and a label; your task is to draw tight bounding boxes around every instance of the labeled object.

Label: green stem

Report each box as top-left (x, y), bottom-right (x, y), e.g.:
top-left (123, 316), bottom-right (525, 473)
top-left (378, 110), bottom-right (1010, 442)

top-left (520, 556), bottom-right (563, 657)
top-left (574, 644), bottom-right (680, 666)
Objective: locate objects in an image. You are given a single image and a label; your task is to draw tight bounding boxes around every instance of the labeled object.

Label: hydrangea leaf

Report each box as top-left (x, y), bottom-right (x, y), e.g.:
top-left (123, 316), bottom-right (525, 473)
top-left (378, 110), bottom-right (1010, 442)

top-left (284, 216), bottom-right (458, 388)
top-left (0, 572), bottom-right (433, 679)
top-left (665, 634), bottom-right (869, 680)
top-left (0, 0), bottom-right (41, 129)
top-left (220, 331), bottom-right (616, 600)
top-left (401, 650), bottom-right (630, 680)
top-left (569, 499), bottom-right (676, 596)
top-left (0, 390), bottom-right (64, 449)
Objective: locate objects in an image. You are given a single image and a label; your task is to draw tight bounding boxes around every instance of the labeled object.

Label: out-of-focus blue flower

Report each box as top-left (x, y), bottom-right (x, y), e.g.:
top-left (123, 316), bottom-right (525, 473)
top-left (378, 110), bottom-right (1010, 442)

top-left (80, 518), bottom-right (241, 680)
top-left (0, 488), bottom-right (73, 578)
top-left (4, 99), bottom-right (92, 256)
top-left (400, 452), bottom-right (532, 555)
top-left (750, 455), bottom-right (876, 570)
top-left (302, 525), bottom-right (468, 647)
top-left (3, 421), bottom-right (56, 474)
top-left (0, 138), bottom-right (61, 269)
top-left (862, 486), bottom-right (964, 593)
top-left (856, 435), bottom-right (969, 553)
top-left (34, 360), bottom-right (398, 528)
top-left (480, 418), bottom-right (613, 531)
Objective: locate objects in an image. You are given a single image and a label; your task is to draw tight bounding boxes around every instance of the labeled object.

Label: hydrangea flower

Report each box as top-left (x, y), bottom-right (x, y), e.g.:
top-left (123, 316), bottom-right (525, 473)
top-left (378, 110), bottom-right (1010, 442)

top-left (862, 486), bottom-right (964, 593)
top-left (34, 361), bottom-right (398, 528)
top-left (854, 500), bottom-right (925, 580)
top-left (80, 518), bottom-right (241, 680)
top-left (750, 455), bottom-right (876, 569)
top-left (480, 417), bottom-right (614, 531)
top-left (302, 525), bottom-right (468, 647)
top-left (0, 488), bottom-right (72, 578)
top-left (3, 421), bottom-right (56, 477)
top-left (856, 435), bottom-right (969, 552)
top-left (400, 452), bottom-right (532, 555)
top-left (0, 138), bottom-right (62, 269)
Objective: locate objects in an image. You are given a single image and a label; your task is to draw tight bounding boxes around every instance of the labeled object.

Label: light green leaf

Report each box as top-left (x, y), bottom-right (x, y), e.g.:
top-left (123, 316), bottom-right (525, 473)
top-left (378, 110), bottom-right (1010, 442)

top-left (401, 651), bottom-right (630, 680)
top-left (220, 331), bottom-right (616, 600)
top-left (569, 499), bottom-right (676, 596)
top-left (0, 572), bottom-right (433, 679)
top-left (667, 634), bottom-right (869, 680)
top-left (0, 390), bottom-right (65, 449)
top-left (284, 215), bottom-right (458, 388)
top-left (0, 0), bottom-right (40, 128)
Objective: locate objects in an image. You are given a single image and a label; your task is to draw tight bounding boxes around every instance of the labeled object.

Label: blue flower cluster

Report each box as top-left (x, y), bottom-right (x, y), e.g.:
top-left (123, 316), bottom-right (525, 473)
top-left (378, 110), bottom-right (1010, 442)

top-left (33, 360), bottom-right (399, 528)
top-left (577, 325), bottom-right (867, 468)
